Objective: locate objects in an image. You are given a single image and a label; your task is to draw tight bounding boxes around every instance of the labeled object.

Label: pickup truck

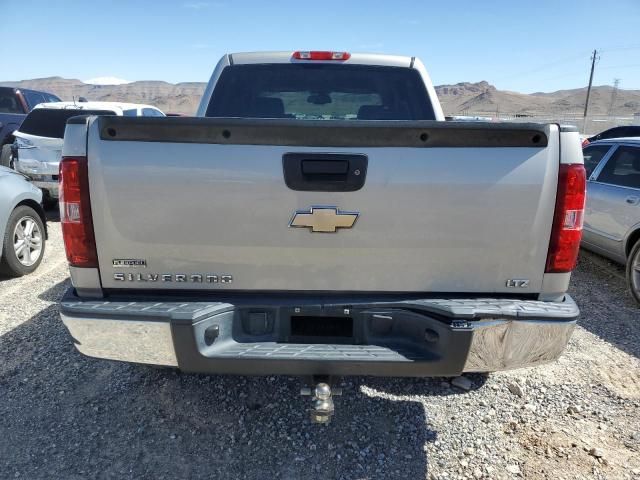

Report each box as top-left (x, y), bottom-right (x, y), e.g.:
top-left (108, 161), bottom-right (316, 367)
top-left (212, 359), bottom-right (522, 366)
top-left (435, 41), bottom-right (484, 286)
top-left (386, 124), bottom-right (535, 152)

top-left (0, 86), bottom-right (61, 167)
top-left (59, 51), bottom-right (585, 422)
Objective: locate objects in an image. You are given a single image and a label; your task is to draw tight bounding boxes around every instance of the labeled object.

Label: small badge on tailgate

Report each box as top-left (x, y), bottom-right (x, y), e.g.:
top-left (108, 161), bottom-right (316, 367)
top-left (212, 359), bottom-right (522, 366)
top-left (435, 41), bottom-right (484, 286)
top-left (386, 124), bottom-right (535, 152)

top-left (289, 206), bottom-right (359, 233)
top-left (112, 258), bottom-right (147, 268)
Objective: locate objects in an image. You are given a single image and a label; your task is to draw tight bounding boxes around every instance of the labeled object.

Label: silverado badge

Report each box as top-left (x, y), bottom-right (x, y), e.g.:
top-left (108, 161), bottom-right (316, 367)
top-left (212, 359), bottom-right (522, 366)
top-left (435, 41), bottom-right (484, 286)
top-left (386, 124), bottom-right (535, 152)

top-left (289, 206), bottom-right (359, 233)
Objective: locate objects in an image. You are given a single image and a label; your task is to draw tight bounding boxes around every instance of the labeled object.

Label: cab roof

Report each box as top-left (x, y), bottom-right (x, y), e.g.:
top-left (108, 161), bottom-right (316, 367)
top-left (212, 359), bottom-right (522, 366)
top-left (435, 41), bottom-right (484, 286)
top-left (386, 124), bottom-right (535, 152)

top-left (228, 51), bottom-right (414, 68)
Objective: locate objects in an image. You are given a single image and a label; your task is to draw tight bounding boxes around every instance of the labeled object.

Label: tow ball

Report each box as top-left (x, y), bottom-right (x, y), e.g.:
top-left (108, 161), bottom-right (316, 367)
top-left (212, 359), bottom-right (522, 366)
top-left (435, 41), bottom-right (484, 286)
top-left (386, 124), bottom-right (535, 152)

top-left (300, 376), bottom-right (342, 424)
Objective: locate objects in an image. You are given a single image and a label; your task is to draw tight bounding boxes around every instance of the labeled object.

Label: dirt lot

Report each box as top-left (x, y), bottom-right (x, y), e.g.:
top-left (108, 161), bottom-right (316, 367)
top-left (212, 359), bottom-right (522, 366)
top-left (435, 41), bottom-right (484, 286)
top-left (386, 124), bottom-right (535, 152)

top-left (0, 211), bottom-right (638, 480)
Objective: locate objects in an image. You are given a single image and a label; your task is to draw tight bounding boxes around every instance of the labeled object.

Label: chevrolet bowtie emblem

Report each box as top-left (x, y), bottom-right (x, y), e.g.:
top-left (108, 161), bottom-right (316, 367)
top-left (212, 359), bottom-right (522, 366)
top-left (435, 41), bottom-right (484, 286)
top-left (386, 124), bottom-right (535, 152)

top-left (289, 206), bottom-right (359, 233)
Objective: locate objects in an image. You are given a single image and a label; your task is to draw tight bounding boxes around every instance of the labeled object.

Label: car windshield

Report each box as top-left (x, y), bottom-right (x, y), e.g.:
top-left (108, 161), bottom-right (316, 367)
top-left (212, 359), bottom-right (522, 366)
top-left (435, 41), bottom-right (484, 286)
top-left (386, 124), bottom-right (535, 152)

top-left (18, 109), bottom-right (117, 139)
top-left (206, 64), bottom-right (435, 120)
top-left (0, 89), bottom-right (23, 114)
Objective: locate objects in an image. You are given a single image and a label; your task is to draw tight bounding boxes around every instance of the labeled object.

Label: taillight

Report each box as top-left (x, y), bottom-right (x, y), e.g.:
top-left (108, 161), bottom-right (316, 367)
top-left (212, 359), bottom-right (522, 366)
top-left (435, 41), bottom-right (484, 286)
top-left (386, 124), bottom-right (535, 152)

top-left (292, 51), bottom-right (351, 61)
top-left (59, 156), bottom-right (98, 268)
top-left (581, 138), bottom-right (590, 148)
top-left (545, 164), bottom-right (586, 273)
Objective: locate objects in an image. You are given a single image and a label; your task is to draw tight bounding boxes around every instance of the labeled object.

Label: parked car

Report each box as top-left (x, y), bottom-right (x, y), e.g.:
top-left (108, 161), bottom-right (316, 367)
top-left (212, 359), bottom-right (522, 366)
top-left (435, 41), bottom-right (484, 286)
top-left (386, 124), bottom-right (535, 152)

top-left (0, 166), bottom-right (47, 277)
top-left (0, 87), bottom-right (61, 167)
top-left (11, 101), bottom-right (165, 206)
top-left (58, 51), bottom-right (585, 423)
top-left (582, 125), bottom-right (640, 147)
top-left (581, 138), bottom-right (640, 304)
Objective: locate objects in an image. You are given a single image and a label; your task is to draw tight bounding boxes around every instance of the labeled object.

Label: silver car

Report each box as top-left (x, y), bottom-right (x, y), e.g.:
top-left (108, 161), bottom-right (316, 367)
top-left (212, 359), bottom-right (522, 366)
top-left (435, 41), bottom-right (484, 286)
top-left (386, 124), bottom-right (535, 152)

top-left (582, 137), bottom-right (640, 304)
top-left (0, 166), bottom-right (47, 277)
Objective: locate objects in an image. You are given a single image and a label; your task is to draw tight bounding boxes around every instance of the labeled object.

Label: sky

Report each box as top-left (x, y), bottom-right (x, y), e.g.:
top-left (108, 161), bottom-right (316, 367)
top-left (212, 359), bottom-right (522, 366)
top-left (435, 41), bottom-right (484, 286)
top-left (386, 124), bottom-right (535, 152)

top-left (2, 0), bottom-right (640, 93)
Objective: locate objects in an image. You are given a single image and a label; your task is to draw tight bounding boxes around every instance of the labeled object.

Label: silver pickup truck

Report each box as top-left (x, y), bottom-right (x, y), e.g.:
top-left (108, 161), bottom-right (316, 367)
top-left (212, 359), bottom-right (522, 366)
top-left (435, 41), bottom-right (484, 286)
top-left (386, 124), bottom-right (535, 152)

top-left (59, 51), bottom-right (585, 421)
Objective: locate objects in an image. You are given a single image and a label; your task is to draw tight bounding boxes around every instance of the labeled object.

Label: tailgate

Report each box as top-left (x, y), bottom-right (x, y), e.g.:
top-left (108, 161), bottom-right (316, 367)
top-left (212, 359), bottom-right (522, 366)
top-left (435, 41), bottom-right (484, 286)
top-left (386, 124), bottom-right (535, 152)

top-left (14, 133), bottom-right (63, 175)
top-left (88, 117), bottom-right (559, 294)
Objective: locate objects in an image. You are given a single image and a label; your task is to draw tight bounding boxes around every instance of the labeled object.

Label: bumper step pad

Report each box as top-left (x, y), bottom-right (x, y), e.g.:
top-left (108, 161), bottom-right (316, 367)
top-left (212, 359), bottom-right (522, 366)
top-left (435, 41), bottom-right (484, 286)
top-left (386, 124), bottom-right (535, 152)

top-left (218, 343), bottom-right (421, 361)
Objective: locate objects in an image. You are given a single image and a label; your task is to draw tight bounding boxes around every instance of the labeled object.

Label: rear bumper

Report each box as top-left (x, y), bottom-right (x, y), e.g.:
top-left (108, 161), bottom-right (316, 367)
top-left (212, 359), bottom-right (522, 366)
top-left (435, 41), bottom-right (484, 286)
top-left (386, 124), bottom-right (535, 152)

top-left (60, 290), bottom-right (579, 376)
top-left (31, 179), bottom-right (58, 198)
top-left (14, 161), bottom-right (59, 197)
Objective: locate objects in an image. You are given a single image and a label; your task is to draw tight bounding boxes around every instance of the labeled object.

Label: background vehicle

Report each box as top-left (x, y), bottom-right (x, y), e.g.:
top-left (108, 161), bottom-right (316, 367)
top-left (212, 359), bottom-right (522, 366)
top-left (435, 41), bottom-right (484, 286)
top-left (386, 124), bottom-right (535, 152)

top-left (0, 166), bottom-right (47, 277)
top-left (59, 51), bottom-right (585, 420)
top-left (0, 87), bottom-right (61, 167)
top-left (581, 138), bottom-right (640, 304)
top-left (582, 125), bottom-right (640, 147)
top-left (12, 101), bottom-right (165, 206)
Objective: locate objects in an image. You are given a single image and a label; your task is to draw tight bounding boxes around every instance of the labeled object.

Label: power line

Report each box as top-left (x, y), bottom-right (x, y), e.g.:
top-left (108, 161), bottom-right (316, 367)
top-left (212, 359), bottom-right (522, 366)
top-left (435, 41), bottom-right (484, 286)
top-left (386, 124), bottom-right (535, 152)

top-left (599, 43), bottom-right (640, 53)
top-left (498, 44), bottom-right (640, 85)
top-left (495, 52), bottom-right (589, 81)
top-left (598, 63), bottom-right (640, 70)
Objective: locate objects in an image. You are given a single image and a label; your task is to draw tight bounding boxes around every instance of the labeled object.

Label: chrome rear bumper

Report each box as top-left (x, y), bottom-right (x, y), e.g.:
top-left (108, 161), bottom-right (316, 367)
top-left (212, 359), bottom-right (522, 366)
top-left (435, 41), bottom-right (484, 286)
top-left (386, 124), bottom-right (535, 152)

top-left (60, 291), bottom-right (578, 375)
top-left (463, 318), bottom-right (575, 372)
top-left (62, 316), bottom-right (178, 366)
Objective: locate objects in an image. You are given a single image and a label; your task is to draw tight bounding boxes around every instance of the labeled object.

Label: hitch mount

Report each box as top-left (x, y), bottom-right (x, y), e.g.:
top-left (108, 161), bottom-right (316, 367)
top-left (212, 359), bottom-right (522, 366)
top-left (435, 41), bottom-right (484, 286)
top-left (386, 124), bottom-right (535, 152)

top-left (300, 376), bottom-right (342, 424)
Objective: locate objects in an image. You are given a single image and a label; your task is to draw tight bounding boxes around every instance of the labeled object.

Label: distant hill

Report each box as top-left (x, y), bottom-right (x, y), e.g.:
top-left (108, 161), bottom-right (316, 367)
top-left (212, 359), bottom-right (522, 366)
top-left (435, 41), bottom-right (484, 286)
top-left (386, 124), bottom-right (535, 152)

top-left (2, 76), bottom-right (639, 116)
top-left (0, 77), bottom-right (206, 114)
top-left (435, 81), bottom-right (640, 116)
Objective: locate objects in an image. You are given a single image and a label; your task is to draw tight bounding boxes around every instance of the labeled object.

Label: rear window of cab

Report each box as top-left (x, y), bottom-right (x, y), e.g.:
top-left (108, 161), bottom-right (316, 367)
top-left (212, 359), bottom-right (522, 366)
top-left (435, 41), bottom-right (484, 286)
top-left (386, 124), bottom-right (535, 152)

top-left (206, 64), bottom-right (435, 121)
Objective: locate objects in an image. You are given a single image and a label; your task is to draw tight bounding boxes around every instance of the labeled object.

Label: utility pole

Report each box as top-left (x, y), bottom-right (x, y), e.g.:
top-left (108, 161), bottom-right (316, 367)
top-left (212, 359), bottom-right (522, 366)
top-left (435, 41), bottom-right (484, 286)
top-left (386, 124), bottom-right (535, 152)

top-left (583, 49), bottom-right (599, 129)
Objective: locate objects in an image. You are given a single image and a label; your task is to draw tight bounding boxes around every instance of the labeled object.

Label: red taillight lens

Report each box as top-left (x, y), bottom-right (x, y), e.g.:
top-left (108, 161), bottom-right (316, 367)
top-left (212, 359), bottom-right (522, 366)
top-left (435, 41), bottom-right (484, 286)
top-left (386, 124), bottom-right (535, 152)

top-left (59, 156), bottom-right (98, 268)
top-left (581, 138), bottom-right (590, 148)
top-left (292, 51), bottom-right (351, 61)
top-left (545, 164), bottom-right (586, 273)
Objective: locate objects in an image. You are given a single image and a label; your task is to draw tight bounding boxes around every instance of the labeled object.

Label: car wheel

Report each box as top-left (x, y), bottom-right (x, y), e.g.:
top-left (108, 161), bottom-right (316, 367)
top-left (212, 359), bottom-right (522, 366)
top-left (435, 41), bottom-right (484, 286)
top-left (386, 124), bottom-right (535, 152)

top-left (627, 240), bottom-right (640, 306)
top-left (0, 144), bottom-right (12, 168)
top-left (0, 205), bottom-right (46, 277)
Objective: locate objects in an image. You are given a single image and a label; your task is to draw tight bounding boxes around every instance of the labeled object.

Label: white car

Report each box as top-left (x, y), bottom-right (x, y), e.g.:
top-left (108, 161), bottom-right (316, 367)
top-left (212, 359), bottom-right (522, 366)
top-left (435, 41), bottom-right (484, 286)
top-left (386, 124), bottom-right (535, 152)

top-left (29, 100), bottom-right (165, 117)
top-left (11, 101), bottom-right (164, 205)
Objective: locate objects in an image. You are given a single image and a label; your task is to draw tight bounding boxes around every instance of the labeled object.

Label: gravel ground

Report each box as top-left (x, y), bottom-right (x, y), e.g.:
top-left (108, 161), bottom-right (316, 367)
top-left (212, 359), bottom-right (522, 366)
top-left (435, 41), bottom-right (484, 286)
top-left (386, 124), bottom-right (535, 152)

top-left (0, 210), bottom-right (638, 480)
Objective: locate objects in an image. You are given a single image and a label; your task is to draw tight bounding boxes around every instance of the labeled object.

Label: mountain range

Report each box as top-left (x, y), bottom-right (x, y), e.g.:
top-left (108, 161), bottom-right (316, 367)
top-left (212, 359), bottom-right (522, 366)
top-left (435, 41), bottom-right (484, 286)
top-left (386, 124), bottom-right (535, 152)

top-left (2, 77), bottom-right (639, 117)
